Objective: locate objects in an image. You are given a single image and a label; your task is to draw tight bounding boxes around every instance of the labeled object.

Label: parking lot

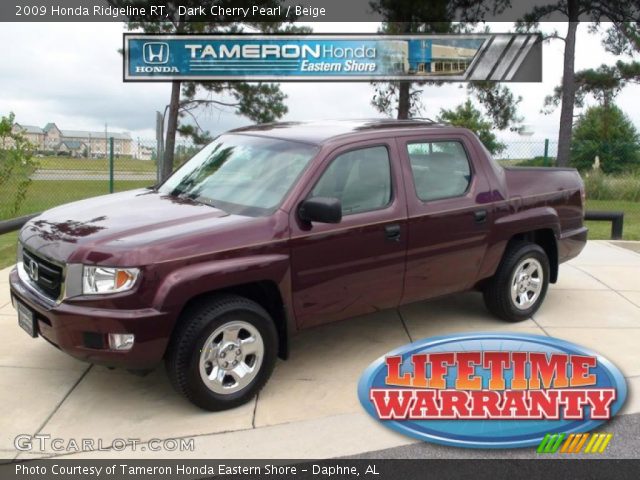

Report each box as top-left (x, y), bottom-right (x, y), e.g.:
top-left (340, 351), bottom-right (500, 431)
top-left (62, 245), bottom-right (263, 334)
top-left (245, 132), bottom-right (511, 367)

top-left (1, 240), bottom-right (639, 460)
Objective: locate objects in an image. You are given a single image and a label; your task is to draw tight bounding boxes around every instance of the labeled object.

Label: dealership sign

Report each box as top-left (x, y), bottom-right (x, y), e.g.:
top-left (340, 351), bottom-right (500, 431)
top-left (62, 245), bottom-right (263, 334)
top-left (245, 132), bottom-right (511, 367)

top-left (358, 333), bottom-right (626, 448)
top-left (124, 34), bottom-right (542, 82)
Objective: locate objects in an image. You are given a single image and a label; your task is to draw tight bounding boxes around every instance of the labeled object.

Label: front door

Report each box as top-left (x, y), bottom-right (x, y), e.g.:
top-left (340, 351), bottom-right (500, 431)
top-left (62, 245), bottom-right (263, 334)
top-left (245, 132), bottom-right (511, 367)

top-left (289, 140), bottom-right (408, 328)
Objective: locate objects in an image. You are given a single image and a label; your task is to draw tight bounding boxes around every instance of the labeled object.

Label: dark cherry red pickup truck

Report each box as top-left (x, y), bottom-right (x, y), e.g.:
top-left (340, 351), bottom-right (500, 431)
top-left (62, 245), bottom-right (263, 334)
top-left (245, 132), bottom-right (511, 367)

top-left (10, 119), bottom-right (587, 410)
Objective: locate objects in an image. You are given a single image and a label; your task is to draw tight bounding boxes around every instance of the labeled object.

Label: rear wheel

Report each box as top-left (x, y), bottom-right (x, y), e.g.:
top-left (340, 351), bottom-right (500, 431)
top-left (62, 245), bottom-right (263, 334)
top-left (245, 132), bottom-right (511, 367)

top-left (165, 295), bottom-right (278, 411)
top-left (483, 242), bottom-right (550, 322)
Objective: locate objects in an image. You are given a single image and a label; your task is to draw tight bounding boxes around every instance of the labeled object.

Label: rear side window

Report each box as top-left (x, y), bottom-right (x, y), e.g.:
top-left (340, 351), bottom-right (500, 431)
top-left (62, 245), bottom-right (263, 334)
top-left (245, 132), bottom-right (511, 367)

top-left (407, 141), bottom-right (472, 202)
top-left (311, 146), bottom-right (392, 215)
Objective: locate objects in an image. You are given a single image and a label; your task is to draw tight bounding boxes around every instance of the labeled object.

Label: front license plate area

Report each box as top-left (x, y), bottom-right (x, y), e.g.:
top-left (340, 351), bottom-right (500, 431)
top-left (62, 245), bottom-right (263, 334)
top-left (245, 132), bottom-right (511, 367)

top-left (17, 301), bottom-right (38, 338)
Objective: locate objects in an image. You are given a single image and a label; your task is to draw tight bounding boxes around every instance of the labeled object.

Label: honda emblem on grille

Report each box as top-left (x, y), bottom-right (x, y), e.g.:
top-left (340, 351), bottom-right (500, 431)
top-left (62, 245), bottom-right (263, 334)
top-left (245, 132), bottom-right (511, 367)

top-left (26, 258), bottom-right (38, 282)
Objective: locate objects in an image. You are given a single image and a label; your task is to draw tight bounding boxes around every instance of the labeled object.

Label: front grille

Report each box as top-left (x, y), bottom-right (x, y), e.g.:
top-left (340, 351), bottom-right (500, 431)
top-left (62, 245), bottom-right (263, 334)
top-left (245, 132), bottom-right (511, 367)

top-left (22, 249), bottom-right (64, 300)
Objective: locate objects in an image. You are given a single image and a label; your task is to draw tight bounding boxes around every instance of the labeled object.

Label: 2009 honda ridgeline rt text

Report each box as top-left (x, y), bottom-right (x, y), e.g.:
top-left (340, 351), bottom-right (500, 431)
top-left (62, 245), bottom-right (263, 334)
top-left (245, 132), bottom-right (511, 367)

top-left (10, 120), bottom-right (587, 410)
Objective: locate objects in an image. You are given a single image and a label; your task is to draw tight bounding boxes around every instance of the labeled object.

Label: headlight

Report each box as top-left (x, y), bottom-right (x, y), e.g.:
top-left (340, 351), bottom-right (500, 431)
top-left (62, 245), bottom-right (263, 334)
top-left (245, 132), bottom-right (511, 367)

top-left (16, 242), bottom-right (23, 263)
top-left (82, 266), bottom-right (140, 295)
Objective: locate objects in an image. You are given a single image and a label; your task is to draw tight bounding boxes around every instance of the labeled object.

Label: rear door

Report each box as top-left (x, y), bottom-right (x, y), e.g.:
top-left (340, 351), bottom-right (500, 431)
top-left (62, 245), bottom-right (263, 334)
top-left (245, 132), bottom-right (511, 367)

top-left (397, 133), bottom-right (493, 304)
top-left (289, 139), bottom-right (408, 328)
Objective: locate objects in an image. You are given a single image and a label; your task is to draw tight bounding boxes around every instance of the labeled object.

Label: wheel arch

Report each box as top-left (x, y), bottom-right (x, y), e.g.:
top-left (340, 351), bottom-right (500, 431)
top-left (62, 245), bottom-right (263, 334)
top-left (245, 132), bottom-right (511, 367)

top-left (168, 280), bottom-right (290, 360)
top-left (477, 207), bottom-right (561, 286)
top-left (507, 229), bottom-right (558, 283)
top-left (155, 255), bottom-right (293, 361)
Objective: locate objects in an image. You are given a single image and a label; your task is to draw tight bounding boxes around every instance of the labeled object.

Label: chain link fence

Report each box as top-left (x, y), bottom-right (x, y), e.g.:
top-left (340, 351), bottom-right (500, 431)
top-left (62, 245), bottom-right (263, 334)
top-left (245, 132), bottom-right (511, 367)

top-left (1, 137), bottom-right (639, 241)
top-left (0, 137), bottom-right (201, 222)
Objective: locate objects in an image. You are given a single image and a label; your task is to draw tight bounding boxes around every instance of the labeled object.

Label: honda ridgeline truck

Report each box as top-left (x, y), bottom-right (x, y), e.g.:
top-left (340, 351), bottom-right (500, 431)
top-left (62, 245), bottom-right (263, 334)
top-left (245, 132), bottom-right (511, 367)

top-left (9, 120), bottom-right (587, 410)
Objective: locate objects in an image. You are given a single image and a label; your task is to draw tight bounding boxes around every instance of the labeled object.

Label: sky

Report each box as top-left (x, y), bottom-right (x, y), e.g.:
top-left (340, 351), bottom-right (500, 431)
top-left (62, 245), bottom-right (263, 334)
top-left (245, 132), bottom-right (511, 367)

top-left (0, 21), bottom-right (637, 144)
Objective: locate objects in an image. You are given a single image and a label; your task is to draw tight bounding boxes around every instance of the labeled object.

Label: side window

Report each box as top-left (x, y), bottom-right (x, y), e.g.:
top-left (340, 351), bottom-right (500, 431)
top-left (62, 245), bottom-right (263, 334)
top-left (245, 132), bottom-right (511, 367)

top-left (311, 146), bottom-right (392, 215)
top-left (407, 141), bottom-right (471, 202)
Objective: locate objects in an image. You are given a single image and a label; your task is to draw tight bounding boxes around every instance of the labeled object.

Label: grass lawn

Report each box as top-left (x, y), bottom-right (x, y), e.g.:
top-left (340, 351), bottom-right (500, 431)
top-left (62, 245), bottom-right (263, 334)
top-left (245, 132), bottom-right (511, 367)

top-left (0, 180), bottom-right (151, 269)
top-left (0, 231), bottom-right (18, 270)
top-left (586, 199), bottom-right (640, 241)
top-left (36, 155), bottom-right (156, 173)
top-left (1, 180), bottom-right (152, 221)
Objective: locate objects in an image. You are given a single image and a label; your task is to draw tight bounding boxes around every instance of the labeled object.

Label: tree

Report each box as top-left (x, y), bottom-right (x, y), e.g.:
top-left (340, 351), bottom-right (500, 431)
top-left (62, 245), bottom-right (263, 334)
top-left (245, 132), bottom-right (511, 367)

top-left (438, 99), bottom-right (506, 154)
top-left (570, 105), bottom-right (640, 174)
top-left (600, 21), bottom-right (640, 56)
top-left (543, 62), bottom-right (638, 112)
top-left (369, 0), bottom-right (511, 120)
top-left (468, 82), bottom-right (523, 131)
top-left (369, 19), bottom-right (457, 119)
top-left (110, 0), bottom-right (307, 180)
top-left (368, 0), bottom-right (523, 141)
top-left (518, 2), bottom-right (637, 167)
top-left (543, 22), bottom-right (640, 111)
top-left (0, 113), bottom-right (38, 218)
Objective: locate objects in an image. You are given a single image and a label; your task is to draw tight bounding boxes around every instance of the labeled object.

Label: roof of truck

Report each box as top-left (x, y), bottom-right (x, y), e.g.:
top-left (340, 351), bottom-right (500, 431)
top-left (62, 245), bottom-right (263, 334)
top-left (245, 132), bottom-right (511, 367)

top-left (228, 119), bottom-right (448, 144)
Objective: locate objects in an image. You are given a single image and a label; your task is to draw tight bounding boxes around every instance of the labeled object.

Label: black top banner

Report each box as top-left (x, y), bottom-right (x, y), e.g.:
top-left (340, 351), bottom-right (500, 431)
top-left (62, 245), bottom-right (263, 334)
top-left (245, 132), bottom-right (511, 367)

top-left (4, 0), bottom-right (640, 22)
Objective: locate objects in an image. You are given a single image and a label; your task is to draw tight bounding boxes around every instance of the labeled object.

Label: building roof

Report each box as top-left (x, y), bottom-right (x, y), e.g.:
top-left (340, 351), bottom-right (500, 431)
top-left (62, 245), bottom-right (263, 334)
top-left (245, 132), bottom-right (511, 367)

top-left (62, 129), bottom-right (131, 140)
top-left (432, 44), bottom-right (478, 59)
top-left (229, 119), bottom-right (446, 144)
top-left (59, 140), bottom-right (85, 150)
top-left (18, 122), bottom-right (131, 140)
top-left (16, 124), bottom-right (44, 134)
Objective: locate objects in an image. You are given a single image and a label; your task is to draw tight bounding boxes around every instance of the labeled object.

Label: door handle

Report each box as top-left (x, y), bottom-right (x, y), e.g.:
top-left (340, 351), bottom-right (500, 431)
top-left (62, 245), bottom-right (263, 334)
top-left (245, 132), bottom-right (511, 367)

top-left (385, 224), bottom-right (401, 242)
top-left (474, 209), bottom-right (488, 223)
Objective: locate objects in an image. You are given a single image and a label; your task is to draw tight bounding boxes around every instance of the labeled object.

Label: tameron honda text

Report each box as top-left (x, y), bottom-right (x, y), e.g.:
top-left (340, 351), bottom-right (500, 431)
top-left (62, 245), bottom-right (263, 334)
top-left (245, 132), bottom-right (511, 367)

top-left (358, 333), bottom-right (627, 448)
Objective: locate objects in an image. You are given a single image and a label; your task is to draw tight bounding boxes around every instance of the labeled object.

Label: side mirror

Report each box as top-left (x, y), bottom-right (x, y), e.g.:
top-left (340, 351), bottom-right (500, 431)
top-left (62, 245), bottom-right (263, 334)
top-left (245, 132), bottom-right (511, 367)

top-left (298, 197), bottom-right (342, 224)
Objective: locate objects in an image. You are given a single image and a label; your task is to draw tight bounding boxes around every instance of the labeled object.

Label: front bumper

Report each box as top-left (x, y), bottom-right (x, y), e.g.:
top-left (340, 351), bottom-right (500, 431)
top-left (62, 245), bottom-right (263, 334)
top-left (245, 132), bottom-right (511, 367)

top-left (9, 267), bottom-right (172, 369)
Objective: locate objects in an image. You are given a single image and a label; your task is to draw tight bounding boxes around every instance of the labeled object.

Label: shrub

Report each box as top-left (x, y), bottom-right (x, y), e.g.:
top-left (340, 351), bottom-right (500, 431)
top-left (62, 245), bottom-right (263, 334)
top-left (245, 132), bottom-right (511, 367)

top-left (0, 113), bottom-right (39, 219)
top-left (582, 170), bottom-right (640, 202)
top-left (571, 105), bottom-right (640, 174)
top-left (515, 156), bottom-right (556, 167)
top-left (438, 100), bottom-right (506, 155)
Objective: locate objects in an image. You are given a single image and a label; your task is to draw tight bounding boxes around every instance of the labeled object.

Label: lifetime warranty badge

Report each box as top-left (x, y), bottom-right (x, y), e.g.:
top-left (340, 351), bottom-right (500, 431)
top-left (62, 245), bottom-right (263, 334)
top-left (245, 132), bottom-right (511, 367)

top-left (358, 333), bottom-right (627, 449)
top-left (123, 34), bottom-right (542, 82)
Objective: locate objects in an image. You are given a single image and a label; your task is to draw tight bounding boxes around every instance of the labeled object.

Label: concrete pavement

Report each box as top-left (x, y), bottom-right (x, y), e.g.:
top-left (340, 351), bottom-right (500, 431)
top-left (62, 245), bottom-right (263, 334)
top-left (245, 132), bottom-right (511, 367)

top-left (1, 240), bottom-right (639, 460)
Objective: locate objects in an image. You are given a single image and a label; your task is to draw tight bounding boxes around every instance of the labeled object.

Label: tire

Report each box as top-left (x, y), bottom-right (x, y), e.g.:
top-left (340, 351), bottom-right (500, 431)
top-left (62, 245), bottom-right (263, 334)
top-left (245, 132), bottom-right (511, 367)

top-left (483, 241), bottom-right (550, 322)
top-left (165, 294), bottom-right (278, 411)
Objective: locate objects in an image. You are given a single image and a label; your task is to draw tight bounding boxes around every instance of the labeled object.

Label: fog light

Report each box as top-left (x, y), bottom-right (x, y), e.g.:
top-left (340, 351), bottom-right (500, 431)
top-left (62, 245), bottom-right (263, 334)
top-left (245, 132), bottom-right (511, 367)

top-left (108, 333), bottom-right (135, 351)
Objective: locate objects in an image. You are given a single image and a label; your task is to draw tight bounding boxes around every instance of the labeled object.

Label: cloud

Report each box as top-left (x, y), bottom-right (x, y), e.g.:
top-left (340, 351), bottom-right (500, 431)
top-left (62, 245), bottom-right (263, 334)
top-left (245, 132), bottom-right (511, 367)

top-left (0, 21), bottom-right (637, 144)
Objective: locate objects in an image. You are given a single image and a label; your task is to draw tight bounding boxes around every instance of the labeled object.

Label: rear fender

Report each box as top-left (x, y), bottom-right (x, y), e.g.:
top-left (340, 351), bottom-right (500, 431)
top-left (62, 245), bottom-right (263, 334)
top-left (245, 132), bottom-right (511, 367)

top-left (478, 207), bottom-right (560, 281)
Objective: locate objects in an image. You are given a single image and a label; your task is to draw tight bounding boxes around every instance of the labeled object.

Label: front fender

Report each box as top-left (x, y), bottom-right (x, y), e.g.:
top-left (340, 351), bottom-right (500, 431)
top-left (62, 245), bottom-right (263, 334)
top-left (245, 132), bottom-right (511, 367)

top-left (152, 254), bottom-right (291, 316)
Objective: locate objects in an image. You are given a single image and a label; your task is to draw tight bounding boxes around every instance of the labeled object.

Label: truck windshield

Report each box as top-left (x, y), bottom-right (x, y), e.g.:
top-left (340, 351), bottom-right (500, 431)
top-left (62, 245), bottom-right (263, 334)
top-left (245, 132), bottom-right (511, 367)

top-left (158, 134), bottom-right (318, 216)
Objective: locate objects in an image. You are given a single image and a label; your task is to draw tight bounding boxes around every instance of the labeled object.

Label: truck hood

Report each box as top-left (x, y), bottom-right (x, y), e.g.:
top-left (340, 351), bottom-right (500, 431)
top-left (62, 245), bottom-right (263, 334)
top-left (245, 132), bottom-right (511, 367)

top-left (19, 188), bottom-right (250, 264)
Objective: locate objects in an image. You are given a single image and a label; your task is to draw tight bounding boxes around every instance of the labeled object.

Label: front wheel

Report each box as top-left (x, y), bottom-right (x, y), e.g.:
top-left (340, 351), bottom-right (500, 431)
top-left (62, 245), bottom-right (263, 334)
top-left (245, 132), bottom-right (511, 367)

top-left (165, 295), bottom-right (278, 411)
top-left (483, 242), bottom-right (550, 322)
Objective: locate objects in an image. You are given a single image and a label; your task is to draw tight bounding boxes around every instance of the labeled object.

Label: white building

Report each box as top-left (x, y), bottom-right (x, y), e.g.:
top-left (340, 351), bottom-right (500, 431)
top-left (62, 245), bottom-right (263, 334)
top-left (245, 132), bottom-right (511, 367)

top-left (13, 122), bottom-right (134, 158)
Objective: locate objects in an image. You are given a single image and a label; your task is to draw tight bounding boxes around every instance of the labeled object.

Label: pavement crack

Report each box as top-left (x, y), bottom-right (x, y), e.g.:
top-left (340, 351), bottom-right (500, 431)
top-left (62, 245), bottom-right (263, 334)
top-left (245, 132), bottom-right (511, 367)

top-left (397, 308), bottom-right (413, 343)
top-left (251, 392), bottom-right (259, 429)
top-left (571, 265), bottom-right (640, 312)
top-left (530, 314), bottom-right (551, 337)
top-left (33, 364), bottom-right (93, 436)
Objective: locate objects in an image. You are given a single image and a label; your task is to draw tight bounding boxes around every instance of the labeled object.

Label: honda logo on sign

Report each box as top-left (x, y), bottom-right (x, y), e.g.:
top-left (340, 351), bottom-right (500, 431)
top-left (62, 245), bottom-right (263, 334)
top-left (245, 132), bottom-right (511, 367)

top-left (143, 42), bottom-right (169, 64)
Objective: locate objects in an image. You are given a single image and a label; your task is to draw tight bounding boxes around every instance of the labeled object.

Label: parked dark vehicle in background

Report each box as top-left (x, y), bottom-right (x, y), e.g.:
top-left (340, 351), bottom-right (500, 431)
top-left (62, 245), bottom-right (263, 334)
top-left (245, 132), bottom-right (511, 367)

top-left (9, 120), bottom-right (587, 410)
